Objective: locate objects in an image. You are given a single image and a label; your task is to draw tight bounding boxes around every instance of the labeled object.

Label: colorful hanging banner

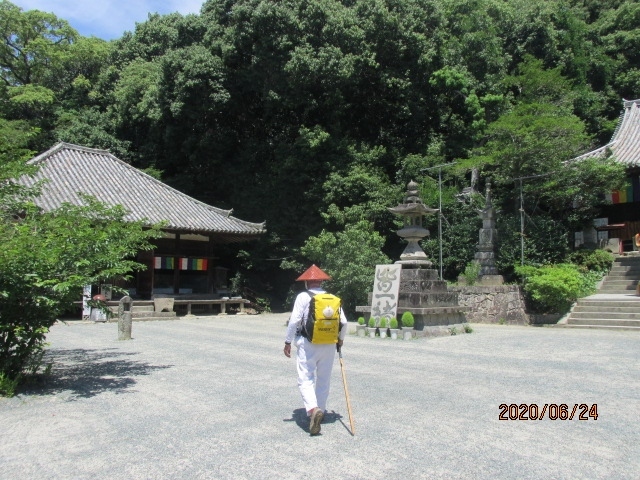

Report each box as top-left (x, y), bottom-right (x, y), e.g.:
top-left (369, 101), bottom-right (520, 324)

top-left (609, 177), bottom-right (638, 204)
top-left (179, 258), bottom-right (208, 271)
top-left (154, 256), bottom-right (175, 270)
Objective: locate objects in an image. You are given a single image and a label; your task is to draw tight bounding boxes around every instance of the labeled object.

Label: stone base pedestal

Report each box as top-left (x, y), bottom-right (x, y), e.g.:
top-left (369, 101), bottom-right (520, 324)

top-left (398, 266), bottom-right (468, 330)
top-left (478, 275), bottom-right (504, 286)
top-left (153, 297), bottom-right (175, 313)
top-left (357, 265), bottom-right (468, 333)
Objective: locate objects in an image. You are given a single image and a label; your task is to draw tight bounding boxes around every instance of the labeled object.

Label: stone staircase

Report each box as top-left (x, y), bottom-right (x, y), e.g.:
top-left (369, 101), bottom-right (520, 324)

top-left (560, 255), bottom-right (640, 331)
top-left (598, 255), bottom-right (640, 294)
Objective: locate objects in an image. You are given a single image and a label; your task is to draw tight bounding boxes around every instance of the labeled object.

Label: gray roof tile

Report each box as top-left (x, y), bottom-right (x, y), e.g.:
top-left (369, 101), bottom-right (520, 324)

top-left (574, 99), bottom-right (640, 167)
top-left (20, 143), bottom-right (266, 242)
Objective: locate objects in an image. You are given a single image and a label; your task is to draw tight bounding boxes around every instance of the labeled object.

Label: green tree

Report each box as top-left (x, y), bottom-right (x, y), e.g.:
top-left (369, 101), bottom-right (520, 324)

top-left (0, 1), bottom-right (77, 86)
top-left (0, 2), bottom-right (112, 150)
top-left (299, 220), bottom-right (390, 316)
top-left (595, 0), bottom-right (640, 99)
top-left (421, 197), bottom-right (483, 280)
top-left (54, 107), bottom-right (132, 160)
top-left (0, 145), bottom-right (163, 394)
top-left (0, 117), bottom-right (37, 206)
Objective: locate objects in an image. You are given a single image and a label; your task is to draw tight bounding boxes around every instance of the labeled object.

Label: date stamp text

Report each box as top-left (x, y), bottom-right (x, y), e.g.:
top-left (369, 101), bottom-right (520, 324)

top-left (499, 403), bottom-right (598, 421)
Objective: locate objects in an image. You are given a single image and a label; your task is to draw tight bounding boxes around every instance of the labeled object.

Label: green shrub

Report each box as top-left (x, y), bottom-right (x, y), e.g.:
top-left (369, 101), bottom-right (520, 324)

top-left (566, 249), bottom-right (615, 274)
top-left (379, 317), bottom-right (387, 328)
top-left (357, 316), bottom-right (366, 325)
top-left (460, 260), bottom-right (481, 285)
top-left (368, 317), bottom-right (376, 328)
top-left (389, 317), bottom-right (398, 329)
top-left (514, 263), bottom-right (597, 314)
top-left (0, 372), bottom-right (19, 397)
top-left (401, 311), bottom-right (415, 328)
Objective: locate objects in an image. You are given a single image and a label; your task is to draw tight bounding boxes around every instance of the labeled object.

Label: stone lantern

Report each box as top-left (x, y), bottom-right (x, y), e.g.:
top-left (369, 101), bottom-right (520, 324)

top-left (387, 180), bottom-right (438, 266)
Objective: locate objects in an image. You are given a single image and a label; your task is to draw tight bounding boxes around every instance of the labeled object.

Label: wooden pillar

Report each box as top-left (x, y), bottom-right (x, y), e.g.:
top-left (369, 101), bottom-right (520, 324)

top-left (173, 233), bottom-right (181, 294)
top-left (207, 234), bottom-right (215, 294)
top-left (137, 249), bottom-right (154, 299)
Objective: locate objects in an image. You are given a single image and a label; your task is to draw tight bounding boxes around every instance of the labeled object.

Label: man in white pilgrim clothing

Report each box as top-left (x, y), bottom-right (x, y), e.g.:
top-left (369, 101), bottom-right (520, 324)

top-left (283, 264), bottom-right (348, 436)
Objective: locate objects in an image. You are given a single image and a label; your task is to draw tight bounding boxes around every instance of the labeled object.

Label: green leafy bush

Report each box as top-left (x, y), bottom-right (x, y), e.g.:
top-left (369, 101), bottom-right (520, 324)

top-left (401, 311), bottom-right (415, 328)
top-left (460, 260), bottom-right (481, 285)
top-left (389, 317), bottom-right (398, 329)
top-left (514, 263), bottom-right (597, 314)
top-left (357, 316), bottom-right (365, 325)
top-left (368, 317), bottom-right (376, 328)
top-left (379, 317), bottom-right (387, 328)
top-left (0, 372), bottom-right (19, 397)
top-left (566, 249), bottom-right (615, 274)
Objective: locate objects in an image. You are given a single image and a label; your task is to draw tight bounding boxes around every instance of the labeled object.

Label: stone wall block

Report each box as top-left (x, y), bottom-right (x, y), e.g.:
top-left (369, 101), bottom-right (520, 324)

top-left (451, 285), bottom-right (528, 324)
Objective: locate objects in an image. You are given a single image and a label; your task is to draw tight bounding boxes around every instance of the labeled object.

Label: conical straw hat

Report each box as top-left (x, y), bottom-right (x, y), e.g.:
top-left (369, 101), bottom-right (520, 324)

top-left (296, 264), bottom-right (331, 281)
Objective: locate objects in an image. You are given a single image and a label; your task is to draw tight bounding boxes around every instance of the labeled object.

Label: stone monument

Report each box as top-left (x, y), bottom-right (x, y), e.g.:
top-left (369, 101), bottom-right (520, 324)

top-left (474, 182), bottom-right (503, 285)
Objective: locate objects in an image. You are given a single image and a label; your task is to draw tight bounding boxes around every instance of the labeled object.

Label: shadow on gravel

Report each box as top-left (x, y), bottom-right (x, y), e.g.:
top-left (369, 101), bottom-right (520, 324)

top-left (18, 348), bottom-right (172, 399)
top-left (284, 407), bottom-right (348, 435)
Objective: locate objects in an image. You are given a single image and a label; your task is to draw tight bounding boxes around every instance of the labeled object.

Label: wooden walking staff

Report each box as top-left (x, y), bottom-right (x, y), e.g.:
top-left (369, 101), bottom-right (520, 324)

top-left (337, 344), bottom-right (355, 435)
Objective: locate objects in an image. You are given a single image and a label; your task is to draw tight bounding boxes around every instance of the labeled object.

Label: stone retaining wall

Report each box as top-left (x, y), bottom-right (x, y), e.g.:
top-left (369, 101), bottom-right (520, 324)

top-left (449, 285), bottom-right (530, 325)
top-left (360, 284), bottom-right (562, 325)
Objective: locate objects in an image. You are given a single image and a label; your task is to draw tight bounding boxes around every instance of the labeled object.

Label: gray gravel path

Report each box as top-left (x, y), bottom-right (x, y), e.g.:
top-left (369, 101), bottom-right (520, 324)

top-left (1, 314), bottom-right (638, 479)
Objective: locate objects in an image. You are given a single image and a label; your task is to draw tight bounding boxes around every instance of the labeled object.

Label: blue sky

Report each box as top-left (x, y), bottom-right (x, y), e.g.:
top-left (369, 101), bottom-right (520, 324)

top-left (11, 0), bottom-right (205, 40)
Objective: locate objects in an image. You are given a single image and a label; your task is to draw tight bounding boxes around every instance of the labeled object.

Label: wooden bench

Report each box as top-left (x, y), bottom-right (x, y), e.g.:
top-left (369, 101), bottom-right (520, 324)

top-left (172, 298), bottom-right (249, 316)
top-left (76, 298), bottom-right (250, 319)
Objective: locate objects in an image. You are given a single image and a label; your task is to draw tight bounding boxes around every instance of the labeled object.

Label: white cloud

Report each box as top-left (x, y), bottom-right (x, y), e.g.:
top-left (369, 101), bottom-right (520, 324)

top-left (10, 0), bottom-right (205, 40)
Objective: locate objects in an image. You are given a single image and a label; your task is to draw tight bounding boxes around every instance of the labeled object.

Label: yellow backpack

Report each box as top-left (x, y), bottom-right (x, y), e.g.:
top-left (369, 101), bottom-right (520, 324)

top-left (302, 291), bottom-right (342, 344)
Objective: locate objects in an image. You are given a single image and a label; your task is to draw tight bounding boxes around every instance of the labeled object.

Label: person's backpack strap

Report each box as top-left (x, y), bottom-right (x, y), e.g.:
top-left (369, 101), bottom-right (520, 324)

top-left (300, 290), bottom-right (315, 339)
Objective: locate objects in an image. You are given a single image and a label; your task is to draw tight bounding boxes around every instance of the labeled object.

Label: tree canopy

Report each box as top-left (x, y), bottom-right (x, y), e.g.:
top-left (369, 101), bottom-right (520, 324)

top-left (0, 0), bottom-right (635, 313)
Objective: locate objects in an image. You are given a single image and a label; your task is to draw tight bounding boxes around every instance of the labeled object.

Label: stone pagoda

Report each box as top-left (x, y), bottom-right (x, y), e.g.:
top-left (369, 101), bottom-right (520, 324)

top-left (474, 182), bottom-right (504, 285)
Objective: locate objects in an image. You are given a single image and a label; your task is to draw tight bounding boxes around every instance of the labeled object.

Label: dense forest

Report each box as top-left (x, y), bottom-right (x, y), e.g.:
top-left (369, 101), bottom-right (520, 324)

top-left (1, 0), bottom-right (637, 310)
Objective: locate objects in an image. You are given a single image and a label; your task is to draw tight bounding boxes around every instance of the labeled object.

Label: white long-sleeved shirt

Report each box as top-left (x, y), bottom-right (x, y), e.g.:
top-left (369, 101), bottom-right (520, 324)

top-left (285, 287), bottom-right (348, 344)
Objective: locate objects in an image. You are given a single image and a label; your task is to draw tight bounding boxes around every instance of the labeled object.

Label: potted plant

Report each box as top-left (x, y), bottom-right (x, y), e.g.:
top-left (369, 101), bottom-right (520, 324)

top-left (379, 317), bottom-right (388, 338)
top-left (389, 317), bottom-right (399, 339)
top-left (401, 311), bottom-right (415, 340)
top-left (367, 317), bottom-right (377, 337)
top-left (356, 316), bottom-right (367, 337)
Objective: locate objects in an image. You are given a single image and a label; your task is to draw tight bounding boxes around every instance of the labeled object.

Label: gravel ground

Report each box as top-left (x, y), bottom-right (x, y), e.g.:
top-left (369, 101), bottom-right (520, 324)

top-left (1, 314), bottom-right (639, 480)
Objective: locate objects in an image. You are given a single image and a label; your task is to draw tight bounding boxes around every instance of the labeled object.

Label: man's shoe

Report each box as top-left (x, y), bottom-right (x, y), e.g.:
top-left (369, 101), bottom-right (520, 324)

top-left (309, 408), bottom-right (324, 435)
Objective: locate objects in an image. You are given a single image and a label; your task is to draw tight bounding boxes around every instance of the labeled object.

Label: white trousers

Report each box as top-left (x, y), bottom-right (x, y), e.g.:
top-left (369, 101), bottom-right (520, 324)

top-left (294, 336), bottom-right (336, 414)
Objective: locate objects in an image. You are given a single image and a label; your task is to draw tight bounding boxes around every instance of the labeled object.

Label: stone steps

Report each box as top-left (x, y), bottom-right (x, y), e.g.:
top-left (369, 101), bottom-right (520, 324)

top-left (561, 256), bottom-right (640, 330)
top-left (554, 323), bottom-right (640, 331)
top-left (571, 310), bottom-right (640, 320)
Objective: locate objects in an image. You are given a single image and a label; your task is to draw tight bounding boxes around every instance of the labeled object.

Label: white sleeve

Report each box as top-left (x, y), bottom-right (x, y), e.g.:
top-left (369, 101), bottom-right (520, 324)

top-left (338, 307), bottom-right (348, 341)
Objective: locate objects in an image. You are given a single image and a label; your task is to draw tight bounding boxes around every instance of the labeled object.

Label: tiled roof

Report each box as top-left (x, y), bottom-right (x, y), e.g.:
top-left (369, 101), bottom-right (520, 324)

top-left (20, 143), bottom-right (266, 243)
top-left (573, 99), bottom-right (640, 167)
